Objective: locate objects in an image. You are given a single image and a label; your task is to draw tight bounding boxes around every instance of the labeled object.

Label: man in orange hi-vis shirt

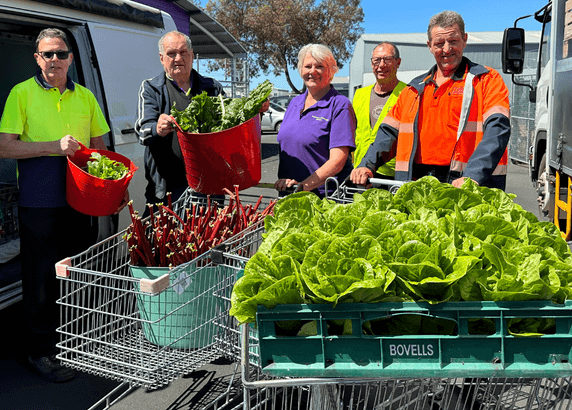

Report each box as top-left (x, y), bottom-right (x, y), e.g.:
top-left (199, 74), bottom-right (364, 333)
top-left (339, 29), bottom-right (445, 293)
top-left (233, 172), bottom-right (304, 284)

top-left (351, 10), bottom-right (510, 190)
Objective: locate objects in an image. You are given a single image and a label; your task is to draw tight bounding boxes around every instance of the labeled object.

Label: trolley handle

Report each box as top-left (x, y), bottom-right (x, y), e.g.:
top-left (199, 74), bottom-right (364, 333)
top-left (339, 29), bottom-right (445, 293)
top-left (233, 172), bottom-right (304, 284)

top-left (367, 177), bottom-right (405, 188)
top-left (254, 182), bottom-right (301, 193)
top-left (324, 176), bottom-right (340, 195)
top-left (283, 184), bottom-right (302, 193)
top-left (338, 175), bottom-right (406, 189)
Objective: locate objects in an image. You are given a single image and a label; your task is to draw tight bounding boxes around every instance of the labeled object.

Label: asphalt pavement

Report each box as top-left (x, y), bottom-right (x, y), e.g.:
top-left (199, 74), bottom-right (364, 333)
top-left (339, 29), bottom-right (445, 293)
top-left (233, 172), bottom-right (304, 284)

top-left (505, 160), bottom-right (541, 219)
top-left (0, 134), bottom-right (541, 410)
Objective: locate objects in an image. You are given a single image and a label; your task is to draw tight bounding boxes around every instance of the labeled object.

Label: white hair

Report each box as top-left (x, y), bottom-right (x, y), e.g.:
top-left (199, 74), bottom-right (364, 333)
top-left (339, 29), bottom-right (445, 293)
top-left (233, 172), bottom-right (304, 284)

top-left (297, 44), bottom-right (339, 81)
top-left (159, 31), bottom-right (192, 53)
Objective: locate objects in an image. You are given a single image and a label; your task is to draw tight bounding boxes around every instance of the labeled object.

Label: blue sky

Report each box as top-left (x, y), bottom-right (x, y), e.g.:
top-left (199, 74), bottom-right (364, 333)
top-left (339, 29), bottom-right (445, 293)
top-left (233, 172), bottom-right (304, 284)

top-left (201, 0), bottom-right (548, 91)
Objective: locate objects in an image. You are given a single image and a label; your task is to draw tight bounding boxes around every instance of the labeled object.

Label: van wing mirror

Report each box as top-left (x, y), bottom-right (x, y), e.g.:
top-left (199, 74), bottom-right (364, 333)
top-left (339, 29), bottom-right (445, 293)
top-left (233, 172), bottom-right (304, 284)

top-left (502, 28), bottom-right (525, 74)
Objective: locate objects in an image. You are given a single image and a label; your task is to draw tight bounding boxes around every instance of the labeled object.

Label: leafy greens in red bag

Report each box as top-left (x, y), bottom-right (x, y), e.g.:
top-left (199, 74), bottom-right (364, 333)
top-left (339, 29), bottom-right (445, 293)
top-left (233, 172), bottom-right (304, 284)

top-left (87, 152), bottom-right (128, 180)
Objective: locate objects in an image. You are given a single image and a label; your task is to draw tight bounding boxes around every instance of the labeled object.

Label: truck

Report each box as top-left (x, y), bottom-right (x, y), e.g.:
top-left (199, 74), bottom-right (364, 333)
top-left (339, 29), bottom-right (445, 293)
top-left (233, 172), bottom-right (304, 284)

top-left (502, 0), bottom-right (572, 239)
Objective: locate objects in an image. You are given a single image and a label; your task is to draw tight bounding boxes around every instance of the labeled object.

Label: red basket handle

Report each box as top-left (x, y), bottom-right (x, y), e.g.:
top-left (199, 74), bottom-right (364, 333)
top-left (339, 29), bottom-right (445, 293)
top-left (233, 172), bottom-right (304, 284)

top-left (72, 142), bottom-right (138, 178)
top-left (69, 142), bottom-right (95, 165)
top-left (171, 118), bottom-right (183, 133)
top-left (74, 142), bottom-right (93, 156)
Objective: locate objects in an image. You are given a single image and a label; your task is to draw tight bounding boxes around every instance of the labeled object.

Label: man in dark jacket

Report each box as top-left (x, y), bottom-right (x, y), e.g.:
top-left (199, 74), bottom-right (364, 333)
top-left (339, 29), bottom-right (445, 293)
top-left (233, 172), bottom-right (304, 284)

top-left (135, 30), bottom-right (225, 211)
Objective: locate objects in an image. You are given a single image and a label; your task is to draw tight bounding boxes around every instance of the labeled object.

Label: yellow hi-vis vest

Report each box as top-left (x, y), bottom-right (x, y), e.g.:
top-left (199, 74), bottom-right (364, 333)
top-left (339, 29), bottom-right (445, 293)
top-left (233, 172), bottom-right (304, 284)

top-left (352, 81), bottom-right (406, 176)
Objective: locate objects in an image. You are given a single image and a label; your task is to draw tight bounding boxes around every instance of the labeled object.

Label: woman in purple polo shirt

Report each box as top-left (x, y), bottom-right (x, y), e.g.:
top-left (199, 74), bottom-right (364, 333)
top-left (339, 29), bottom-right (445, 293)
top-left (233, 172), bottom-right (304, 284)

top-left (274, 44), bottom-right (356, 198)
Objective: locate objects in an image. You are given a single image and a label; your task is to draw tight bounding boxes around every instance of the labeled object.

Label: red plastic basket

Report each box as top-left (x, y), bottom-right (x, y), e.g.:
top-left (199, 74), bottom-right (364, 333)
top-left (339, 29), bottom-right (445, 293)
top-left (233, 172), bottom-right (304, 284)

top-left (66, 144), bottom-right (137, 216)
top-left (175, 115), bottom-right (262, 195)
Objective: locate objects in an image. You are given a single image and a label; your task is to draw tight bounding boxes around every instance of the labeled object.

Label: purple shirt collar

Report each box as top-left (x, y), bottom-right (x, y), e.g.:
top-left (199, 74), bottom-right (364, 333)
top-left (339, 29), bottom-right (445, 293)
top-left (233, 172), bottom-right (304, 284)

top-left (291, 86), bottom-right (335, 113)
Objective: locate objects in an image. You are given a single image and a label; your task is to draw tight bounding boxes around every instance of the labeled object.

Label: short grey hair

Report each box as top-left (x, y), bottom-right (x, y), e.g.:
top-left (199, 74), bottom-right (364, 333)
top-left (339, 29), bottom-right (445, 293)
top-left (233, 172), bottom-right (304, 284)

top-left (297, 44), bottom-right (339, 81)
top-left (36, 28), bottom-right (71, 52)
top-left (372, 42), bottom-right (400, 60)
top-left (427, 11), bottom-right (466, 42)
top-left (159, 31), bottom-right (192, 53)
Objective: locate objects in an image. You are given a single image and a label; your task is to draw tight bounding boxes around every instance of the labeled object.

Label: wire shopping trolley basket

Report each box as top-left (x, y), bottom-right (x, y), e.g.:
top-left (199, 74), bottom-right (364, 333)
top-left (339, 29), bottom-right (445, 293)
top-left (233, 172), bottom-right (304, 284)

top-left (208, 183), bottom-right (304, 366)
top-left (210, 222), bottom-right (265, 367)
top-left (211, 178), bottom-right (572, 410)
top-left (53, 188), bottom-right (276, 408)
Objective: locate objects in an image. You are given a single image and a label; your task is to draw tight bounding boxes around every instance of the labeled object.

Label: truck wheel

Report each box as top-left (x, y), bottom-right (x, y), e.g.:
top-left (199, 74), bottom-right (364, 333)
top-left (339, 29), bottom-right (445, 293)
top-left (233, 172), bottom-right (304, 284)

top-left (536, 153), bottom-right (552, 220)
top-left (536, 153), bottom-right (568, 232)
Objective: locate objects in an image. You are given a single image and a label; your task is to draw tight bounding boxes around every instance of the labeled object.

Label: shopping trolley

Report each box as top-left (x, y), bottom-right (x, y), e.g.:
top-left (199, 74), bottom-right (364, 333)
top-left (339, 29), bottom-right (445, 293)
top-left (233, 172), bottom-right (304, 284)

top-left (212, 178), bottom-right (572, 410)
top-left (54, 188), bottom-right (275, 409)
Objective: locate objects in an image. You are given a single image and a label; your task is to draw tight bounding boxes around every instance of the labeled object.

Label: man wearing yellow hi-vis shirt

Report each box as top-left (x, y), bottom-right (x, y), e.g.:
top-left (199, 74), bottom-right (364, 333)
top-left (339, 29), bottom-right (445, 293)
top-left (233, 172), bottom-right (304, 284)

top-left (352, 42), bottom-right (406, 178)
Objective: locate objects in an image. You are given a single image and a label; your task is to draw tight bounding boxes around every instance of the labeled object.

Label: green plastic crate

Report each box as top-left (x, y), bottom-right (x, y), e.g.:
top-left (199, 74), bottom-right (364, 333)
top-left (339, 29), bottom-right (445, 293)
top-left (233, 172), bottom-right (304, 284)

top-left (255, 300), bottom-right (572, 378)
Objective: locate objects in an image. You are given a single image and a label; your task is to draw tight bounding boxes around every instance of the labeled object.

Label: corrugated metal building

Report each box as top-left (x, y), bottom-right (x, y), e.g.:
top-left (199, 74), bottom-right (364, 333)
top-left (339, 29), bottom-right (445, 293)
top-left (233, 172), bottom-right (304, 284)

top-left (349, 31), bottom-right (542, 100)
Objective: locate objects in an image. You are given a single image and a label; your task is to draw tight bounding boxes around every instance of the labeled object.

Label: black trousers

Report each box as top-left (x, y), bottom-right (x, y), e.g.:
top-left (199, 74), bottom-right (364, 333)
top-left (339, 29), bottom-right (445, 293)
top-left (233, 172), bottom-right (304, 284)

top-left (411, 164), bottom-right (462, 184)
top-left (18, 206), bottom-right (97, 359)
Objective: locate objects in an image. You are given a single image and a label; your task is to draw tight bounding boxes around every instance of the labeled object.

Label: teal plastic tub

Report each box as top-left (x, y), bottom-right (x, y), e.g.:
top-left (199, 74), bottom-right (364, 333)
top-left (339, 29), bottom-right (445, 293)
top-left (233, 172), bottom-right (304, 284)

top-left (255, 300), bottom-right (572, 378)
top-left (130, 264), bottom-right (225, 349)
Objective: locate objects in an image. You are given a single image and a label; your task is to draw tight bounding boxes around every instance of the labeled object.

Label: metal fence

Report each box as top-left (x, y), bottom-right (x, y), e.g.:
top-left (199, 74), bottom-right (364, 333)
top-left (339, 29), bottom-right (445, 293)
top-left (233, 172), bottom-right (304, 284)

top-left (509, 75), bottom-right (537, 164)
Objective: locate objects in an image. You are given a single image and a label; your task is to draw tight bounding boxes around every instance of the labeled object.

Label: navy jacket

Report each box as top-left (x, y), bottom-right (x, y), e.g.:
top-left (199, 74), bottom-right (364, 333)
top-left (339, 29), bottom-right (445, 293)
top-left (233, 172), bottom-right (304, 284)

top-left (135, 69), bottom-right (224, 201)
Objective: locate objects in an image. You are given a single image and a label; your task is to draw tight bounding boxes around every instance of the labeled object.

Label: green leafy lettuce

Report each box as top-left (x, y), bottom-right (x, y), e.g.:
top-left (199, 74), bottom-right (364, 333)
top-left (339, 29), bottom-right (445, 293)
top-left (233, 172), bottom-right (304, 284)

top-left (87, 152), bottom-right (128, 180)
top-left (230, 177), bottom-right (572, 327)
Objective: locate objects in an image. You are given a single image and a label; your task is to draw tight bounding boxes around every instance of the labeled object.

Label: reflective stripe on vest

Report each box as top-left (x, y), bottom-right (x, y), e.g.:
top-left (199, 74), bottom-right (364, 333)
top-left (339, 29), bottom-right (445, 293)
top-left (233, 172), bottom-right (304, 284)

top-left (353, 82), bottom-right (406, 175)
top-left (455, 71), bottom-right (507, 177)
top-left (456, 72), bottom-right (475, 141)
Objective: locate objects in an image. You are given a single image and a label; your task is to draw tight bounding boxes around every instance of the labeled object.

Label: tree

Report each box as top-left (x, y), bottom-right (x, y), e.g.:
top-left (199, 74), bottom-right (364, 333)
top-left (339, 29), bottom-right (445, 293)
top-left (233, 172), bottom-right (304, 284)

top-left (204, 0), bottom-right (364, 93)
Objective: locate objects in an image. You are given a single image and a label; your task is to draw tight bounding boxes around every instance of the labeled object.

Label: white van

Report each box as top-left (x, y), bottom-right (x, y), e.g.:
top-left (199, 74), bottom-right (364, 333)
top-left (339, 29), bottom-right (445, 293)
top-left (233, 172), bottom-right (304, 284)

top-left (0, 0), bottom-right (200, 308)
top-left (0, 0), bottom-right (180, 236)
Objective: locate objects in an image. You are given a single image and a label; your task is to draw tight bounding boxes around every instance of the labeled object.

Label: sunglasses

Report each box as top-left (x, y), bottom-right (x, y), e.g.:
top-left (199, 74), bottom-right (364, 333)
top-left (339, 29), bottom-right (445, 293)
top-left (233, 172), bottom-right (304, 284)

top-left (37, 50), bottom-right (70, 60)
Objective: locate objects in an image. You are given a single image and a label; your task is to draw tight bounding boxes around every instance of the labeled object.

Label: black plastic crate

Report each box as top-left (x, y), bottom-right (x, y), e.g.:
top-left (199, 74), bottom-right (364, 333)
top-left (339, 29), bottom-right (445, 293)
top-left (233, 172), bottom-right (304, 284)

top-left (0, 184), bottom-right (18, 245)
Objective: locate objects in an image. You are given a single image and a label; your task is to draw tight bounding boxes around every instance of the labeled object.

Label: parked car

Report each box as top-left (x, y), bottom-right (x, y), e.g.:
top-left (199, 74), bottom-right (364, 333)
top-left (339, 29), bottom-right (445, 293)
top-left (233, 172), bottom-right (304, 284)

top-left (270, 94), bottom-right (296, 109)
top-left (261, 102), bottom-right (286, 133)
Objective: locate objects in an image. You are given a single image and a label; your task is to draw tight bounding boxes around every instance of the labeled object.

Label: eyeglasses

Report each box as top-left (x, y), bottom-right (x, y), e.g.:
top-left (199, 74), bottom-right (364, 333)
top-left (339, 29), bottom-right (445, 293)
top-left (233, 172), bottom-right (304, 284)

top-left (37, 50), bottom-right (70, 60)
top-left (371, 56), bottom-right (396, 66)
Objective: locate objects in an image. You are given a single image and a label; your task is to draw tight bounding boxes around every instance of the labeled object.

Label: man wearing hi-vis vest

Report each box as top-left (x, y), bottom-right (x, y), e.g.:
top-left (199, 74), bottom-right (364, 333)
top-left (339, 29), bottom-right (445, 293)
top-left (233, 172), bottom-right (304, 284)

top-left (352, 42), bottom-right (406, 178)
top-left (351, 10), bottom-right (510, 190)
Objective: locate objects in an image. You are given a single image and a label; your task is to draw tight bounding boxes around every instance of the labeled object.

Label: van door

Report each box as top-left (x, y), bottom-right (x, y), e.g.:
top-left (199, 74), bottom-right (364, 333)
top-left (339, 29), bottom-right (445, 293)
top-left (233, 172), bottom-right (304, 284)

top-left (85, 14), bottom-right (177, 229)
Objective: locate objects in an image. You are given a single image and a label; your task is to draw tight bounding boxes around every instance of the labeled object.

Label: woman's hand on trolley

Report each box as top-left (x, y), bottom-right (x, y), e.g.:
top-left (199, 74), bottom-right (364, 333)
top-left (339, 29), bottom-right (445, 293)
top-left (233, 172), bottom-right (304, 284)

top-left (274, 178), bottom-right (303, 193)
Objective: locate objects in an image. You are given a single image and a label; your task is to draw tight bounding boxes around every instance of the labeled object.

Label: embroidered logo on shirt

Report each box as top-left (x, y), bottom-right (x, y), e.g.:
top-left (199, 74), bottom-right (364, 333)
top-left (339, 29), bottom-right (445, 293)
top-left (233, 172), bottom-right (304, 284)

top-left (450, 87), bottom-right (464, 95)
top-left (312, 116), bottom-right (330, 122)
